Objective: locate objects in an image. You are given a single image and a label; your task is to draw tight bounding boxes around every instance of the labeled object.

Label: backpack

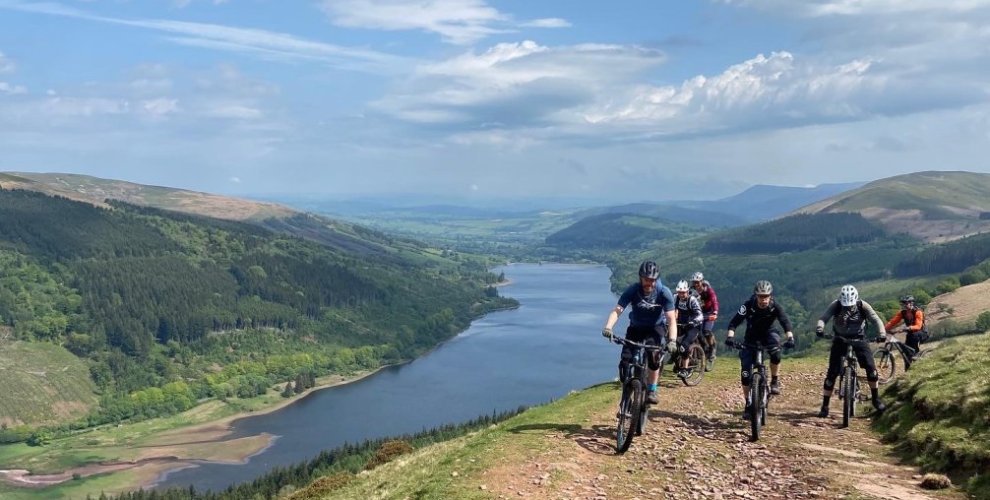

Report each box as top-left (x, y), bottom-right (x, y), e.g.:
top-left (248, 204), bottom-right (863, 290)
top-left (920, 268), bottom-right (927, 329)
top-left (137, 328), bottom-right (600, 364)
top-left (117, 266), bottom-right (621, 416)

top-left (904, 309), bottom-right (930, 343)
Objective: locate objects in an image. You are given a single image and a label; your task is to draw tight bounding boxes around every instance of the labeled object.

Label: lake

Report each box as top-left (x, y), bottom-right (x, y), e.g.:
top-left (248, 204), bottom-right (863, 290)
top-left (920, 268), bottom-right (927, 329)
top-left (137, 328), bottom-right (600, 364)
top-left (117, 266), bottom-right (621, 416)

top-left (157, 262), bottom-right (630, 492)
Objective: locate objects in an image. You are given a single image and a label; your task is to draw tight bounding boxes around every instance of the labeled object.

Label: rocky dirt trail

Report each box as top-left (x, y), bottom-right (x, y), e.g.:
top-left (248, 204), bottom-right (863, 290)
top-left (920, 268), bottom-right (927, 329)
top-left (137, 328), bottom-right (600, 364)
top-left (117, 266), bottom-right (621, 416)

top-left (486, 359), bottom-right (965, 500)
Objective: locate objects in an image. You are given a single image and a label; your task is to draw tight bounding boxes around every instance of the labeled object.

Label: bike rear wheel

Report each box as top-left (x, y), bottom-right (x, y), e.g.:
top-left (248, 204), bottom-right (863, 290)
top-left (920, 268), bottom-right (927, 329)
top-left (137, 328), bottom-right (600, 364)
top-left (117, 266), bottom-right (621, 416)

top-left (682, 344), bottom-right (706, 386)
top-left (616, 380), bottom-right (641, 453)
top-left (873, 349), bottom-right (895, 384)
top-left (841, 367), bottom-right (854, 428)
top-left (749, 372), bottom-right (762, 441)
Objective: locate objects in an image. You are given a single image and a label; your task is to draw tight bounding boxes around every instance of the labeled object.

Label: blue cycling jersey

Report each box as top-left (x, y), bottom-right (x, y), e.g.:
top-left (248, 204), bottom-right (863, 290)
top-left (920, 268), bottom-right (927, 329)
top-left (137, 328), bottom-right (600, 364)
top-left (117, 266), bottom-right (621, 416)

top-left (617, 283), bottom-right (674, 327)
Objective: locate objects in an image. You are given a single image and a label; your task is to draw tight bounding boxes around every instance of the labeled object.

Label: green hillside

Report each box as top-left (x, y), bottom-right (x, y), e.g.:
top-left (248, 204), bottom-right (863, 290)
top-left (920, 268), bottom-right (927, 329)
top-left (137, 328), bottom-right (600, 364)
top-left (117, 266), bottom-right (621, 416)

top-left (703, 212), bottom-right (886, 254)
top-left (545, 213), bottom-right (706, 250)
top-left (797, 171), bottom-right (990, 242)
top-left (0, 187), bottom-right (514, 431)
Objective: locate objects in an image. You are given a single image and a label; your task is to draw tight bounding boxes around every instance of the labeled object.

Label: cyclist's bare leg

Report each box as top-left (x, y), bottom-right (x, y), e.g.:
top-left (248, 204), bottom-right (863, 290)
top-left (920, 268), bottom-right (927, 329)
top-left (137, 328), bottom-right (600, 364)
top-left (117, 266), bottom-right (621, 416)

top-left (648, 368), bottom-right (659, 386)
top-left (770, 362), bottom-right (780, 379)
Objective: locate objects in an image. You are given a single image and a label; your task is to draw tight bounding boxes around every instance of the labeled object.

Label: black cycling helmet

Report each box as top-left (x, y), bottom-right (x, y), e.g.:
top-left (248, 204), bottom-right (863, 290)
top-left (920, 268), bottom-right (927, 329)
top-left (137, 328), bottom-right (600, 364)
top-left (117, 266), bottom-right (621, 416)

top-left (638, 261), bottom-right (660, 280)
top-left (900, 295), bottom-right (915, 304)
top-left (753, 280), bottom-right (773, 295)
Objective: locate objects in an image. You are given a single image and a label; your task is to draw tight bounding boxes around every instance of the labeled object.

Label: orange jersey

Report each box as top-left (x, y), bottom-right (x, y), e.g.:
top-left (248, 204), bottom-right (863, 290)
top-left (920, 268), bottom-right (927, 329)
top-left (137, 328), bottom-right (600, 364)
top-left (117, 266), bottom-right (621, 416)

top-left (885, 308), bottom-right (925, 332)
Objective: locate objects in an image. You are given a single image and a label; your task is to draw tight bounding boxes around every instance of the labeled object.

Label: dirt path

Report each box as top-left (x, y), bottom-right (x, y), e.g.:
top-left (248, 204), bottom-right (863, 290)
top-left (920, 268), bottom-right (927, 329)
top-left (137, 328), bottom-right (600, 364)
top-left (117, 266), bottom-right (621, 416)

top-left (486, 360), bottom-right (964, 499)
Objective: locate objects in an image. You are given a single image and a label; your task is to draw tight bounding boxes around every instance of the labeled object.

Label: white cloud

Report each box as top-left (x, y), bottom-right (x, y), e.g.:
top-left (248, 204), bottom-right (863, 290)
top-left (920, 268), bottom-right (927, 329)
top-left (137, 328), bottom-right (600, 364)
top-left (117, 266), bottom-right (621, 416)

top-left (0, 1), bottom-right (408, 72)
top-left (0, 50), bottom-right (14, 73)
top-left (229, 176), bottom-right (241, 183)
top-left (141, 98), bottom-right (179, 117)
top-left (519, 18), bottom-right (570, 28)
top-left (204, 103), bottom-right (262, 119)
top-left (319, 0), bottom-right (507, 44)
top-left (318, 0), bottom-right (570, 44)
top-left (372, 30), bottom-right (988, 146)
top-left (0, 82), bottom-right (27, 95)
top-left (374, 41), bottom-right (664, 126)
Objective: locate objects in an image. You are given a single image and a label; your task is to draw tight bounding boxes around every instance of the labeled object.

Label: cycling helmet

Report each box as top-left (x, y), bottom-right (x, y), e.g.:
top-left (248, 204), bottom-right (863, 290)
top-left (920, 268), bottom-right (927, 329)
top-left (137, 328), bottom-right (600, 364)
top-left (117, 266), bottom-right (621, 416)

top-left (839, 285), bottom-right (859, 307)
top-left (753, 280), bottom-right (773, 295)
top-left (690, 271), bottom-right (704, 282)
top-left (675, 280), bottom-right (690, 292)
top-left (638, 261), bottom-right (660, 280)
top-left (899, 295), bottom-right (915, 304)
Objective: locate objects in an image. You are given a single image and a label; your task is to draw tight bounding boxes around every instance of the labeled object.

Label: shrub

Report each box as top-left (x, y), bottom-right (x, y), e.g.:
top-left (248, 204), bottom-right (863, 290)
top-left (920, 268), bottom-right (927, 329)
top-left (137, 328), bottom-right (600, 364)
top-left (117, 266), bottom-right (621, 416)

top-left (920, 473), bottom-right (951, 490)
top-left (364, 439), bottom-right (414, 470)
top-left (977, 311), bottom-right (990, 332)
top-left (289, 473), bottom-right (353, 499)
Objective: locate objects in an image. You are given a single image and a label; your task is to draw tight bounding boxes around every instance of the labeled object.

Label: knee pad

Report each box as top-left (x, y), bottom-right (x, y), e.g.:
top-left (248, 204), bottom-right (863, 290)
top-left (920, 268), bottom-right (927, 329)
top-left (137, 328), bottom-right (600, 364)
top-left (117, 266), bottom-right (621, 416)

top-left (647, 351), bottom-right (661, 371)
top-left (866, 369), bottom-right (879, 382)
top-left (769, 349), bottom-right (782, 365)
top-left (741, 369), bottom-right (752, 386)
top-left (618, 360), bottom-right (629, 382)
top-left (823, 377), bottom-right (836, 391)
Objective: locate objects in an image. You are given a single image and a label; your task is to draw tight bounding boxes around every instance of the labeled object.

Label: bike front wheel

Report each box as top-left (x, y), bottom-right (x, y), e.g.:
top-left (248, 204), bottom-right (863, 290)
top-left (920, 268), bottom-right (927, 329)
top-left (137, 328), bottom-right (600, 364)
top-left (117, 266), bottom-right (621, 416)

top-left (841, 367), bottom-right (854, 428)
top-left (682, 344), bottom-right (706, 386)
top-left (873, 349), bottom-right (895, 384)
top-left (616, 379), bottom-right (642, 453)
top-left (749, 372), bottom-right (763, 441)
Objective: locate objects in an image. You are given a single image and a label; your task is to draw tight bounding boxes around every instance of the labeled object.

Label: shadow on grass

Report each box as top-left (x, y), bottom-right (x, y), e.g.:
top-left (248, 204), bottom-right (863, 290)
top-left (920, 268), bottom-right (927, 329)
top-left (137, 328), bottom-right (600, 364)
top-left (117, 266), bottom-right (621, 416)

top-left (507, 422), bottom-right (615, 455)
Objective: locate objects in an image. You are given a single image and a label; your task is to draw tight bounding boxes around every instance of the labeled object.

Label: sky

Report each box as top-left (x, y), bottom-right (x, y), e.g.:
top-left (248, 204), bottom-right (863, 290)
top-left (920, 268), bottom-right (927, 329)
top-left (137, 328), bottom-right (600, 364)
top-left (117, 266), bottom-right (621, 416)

top-left (1, 0), bottom-right (989, 205)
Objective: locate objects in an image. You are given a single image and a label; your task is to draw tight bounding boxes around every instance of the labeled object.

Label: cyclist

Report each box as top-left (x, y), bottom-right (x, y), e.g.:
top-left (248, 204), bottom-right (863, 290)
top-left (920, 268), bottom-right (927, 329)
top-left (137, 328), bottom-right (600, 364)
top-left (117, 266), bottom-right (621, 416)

top-left (690, 272), bottom-right (719, 370)
top-left (884, 295), bottom-right (928, 360)
top-left (674, 280), bottom-right (704, 379)
top-left (725, 280), bottom-right (795, 420)
top-left (815, 285), bottom-right (887, 417)
top-left (602, 261), bottom-right (679, 405)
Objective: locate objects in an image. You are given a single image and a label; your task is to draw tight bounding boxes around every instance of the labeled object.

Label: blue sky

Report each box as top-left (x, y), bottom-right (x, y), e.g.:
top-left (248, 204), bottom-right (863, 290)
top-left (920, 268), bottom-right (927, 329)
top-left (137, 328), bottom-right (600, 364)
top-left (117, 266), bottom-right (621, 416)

top-left (1, 0), bottom-right (989, 204)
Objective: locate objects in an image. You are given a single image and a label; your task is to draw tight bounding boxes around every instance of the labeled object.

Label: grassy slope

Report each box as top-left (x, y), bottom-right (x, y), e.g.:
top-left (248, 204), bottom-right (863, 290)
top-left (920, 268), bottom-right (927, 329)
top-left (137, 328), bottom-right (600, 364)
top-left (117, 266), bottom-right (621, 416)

top-left (0, 341), bottom-right (97, 426)
top-left (293, 353), bottom-right (971, 500)
top-left (875, 332), bottom-right (990, 498)
top-left (1, 172), bottom-right (294, 222)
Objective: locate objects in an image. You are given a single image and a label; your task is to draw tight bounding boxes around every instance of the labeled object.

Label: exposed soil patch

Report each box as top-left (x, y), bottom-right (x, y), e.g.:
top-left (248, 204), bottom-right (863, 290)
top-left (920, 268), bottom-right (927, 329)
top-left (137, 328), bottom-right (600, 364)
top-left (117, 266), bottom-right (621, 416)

top-left (926, 279), bottom-right (990, 328)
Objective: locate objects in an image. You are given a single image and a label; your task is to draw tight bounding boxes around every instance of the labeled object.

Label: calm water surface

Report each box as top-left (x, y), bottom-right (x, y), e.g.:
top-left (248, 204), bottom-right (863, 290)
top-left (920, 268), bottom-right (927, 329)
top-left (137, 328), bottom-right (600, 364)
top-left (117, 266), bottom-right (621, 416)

top-left (157, 263), bottom-right (629, 492)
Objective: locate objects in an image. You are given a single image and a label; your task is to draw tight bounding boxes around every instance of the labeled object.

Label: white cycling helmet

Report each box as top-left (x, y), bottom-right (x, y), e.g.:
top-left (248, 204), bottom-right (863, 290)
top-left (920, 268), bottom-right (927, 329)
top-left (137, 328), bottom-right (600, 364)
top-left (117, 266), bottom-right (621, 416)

top-left (675, 280), bottom-right (690, 292)
top-left (690, 271), bottom-right (704, 282)
top-left (839, 285), bottom-right (859, 307)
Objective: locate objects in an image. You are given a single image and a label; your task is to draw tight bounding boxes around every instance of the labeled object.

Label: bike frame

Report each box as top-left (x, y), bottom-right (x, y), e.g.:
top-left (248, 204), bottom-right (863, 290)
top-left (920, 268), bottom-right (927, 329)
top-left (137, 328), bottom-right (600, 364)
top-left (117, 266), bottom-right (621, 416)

top-left (730, 340), bottom-right (774, 441)
top-left (826, 335), bottom-right (868, 428)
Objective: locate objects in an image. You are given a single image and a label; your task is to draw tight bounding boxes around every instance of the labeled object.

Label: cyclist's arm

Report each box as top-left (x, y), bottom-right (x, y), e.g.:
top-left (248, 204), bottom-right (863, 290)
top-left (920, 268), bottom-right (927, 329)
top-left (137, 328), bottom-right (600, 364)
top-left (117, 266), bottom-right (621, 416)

top-left (776, 303), bottom-right (795, 340)
top-left (884, 311), bottom-right (903, 331)
top-left (689, 296), bottom-right (704, 325)
top-left (816, 300), bottom-right (839, 333)
top-left (726, 304), bottom-right (746, 340)
top-left (860, 300), bottom-right (887, 336)
top-left (707, 286), bottom-right (719, 321)
top-left (665, 309), bottom-right (678, 343)
top-left (604, 305), bottom-right (624, 331)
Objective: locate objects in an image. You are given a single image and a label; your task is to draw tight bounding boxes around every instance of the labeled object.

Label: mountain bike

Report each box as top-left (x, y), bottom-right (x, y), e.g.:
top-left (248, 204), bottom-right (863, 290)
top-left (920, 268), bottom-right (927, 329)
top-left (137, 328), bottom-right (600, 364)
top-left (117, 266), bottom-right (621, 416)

top-left (823, 334), bottom-right (871, 428)
top-left (667, 323), bottom-right (706, 386)
top-left (610, 336), bottom-right (667, 453)
top-left (873, 329), bottom-right (931, 384)
top-left (726, 339), bottom-right (782, 442)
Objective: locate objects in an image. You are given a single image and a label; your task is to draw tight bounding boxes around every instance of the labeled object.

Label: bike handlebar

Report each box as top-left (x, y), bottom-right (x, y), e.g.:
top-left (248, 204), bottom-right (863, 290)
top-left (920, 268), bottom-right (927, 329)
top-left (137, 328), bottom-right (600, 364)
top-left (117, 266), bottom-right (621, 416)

top-left (610, 336), bottom-right (665, 351)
